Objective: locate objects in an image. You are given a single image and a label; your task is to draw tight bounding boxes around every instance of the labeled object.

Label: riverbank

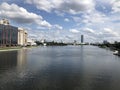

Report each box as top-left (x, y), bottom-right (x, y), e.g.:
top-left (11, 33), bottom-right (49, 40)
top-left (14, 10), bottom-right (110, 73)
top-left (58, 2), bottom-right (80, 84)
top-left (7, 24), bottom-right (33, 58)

top-left (0, 46), bottom-right (38, 52)
top-left (91, 43), bottom-right (120, 56)
top-left (0, 47), bottom-right (22, 52)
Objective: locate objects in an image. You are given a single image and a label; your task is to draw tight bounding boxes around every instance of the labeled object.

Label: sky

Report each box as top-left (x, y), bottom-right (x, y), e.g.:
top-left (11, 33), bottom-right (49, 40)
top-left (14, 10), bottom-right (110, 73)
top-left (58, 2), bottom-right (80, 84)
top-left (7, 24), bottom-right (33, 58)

top-left (0, 0), bottom-right (120, 43)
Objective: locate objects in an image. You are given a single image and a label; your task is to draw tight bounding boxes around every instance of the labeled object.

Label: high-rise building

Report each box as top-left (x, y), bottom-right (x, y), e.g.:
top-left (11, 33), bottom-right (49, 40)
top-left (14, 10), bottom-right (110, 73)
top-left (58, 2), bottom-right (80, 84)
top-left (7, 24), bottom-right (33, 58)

top-left (81, 35), bottom-right (84, 43)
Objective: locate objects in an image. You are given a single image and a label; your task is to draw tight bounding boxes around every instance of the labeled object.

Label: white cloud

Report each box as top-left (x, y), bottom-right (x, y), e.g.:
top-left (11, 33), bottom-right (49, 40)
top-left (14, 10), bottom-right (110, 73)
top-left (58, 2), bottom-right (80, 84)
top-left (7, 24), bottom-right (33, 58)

top-left (103, 28), bottom-right (119, 37)
top-left (27, 28), bottom-right (71, 42)
top-left (25, 0), bottom-right (54, 12)
top-left (69, 29), bottom-right (80, 33)
top-left (72, 10), bottom-right (109, 27)
top-left (53, 24), bottom-right (63, 30)
top-left (64, 18), bottom-right (69, 22)
top-left (36, 20), bottom-right (52, 28)
top-left (25, 0), bottom-right (95, 14)
top-left (72, 16), bottom-right (82, 22)
top-left (0, 2), bottom-right (52, 28)
top-left (112, 0), bottom-right (120, 13)
top-left (82, 12), bottom-right (108, 25)
top-left (83, 28), bottom-right (96, 34)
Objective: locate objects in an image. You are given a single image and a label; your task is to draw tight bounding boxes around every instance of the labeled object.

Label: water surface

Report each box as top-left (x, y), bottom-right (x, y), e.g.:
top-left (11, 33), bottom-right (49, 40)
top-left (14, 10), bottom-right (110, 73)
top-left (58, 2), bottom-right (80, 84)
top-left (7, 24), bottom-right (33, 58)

top-left (0, 46), bottom-right (120, 90)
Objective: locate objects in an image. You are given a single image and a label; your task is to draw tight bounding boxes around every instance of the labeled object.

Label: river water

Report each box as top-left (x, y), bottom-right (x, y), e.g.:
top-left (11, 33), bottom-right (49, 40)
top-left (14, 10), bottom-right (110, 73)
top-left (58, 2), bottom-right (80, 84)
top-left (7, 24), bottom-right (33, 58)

top-left (0, 46), bottom-right (120, 90)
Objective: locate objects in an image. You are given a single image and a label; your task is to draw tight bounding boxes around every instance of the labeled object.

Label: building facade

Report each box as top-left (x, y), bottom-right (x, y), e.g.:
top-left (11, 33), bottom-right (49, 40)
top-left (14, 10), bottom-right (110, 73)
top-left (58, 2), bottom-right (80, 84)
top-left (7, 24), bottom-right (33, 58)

top-left (81, 35), bottom-right (84, 43)
top-left (0, 19), bottom-right (27, 47)
top-left (0, 19), bottom-right (9, 25)
top-left (18, 28), bottom-right (27, 46)
top-left (0, 24), bottom-right (18, 46)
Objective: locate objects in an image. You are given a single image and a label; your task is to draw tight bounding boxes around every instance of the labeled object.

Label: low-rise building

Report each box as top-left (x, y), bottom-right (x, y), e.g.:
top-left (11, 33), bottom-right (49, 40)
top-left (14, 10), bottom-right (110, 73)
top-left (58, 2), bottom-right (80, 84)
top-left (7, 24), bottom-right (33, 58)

top-left (18, 28), bottom-right (28, 46)
top-left (27, 38), bottom-right (36, 46)
top-left (0, 19), bottom-right (18, 46)
top-left (0, 19), bottom-right (28, 47)
top-left (0, 19), bottom-right (9, 25)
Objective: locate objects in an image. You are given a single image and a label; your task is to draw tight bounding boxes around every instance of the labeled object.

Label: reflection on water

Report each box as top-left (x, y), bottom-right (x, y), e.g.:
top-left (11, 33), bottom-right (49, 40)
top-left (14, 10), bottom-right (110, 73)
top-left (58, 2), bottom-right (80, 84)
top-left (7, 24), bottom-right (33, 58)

top-left (0, 51), bottom-right (18, 73)
top-left (0, 46), bottom-right (120, 90)
top-left (17, 49), bottom-right (27, 69)
top-left (0, 49), bottom-right (27, 72)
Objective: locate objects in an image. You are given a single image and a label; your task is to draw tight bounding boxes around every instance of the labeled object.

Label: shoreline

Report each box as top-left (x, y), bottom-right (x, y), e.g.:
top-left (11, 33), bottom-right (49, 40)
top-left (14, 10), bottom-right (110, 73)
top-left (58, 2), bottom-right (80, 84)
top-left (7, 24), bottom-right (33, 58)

top-left (0, 47), bottom-right (22, 52)
top-left (0, 48), bottom-right (21, 52)
top-left (0, 46), bottom-right (39, 52)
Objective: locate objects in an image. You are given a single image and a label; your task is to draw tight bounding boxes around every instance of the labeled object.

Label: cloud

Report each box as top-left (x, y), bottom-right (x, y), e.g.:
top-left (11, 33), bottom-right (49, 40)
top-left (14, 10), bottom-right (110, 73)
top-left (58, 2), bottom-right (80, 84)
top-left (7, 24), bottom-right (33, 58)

top-left (82, 28), bottom-right (100, 40)
top-left (53, 24), bottom-right (63, 30)
top-left (72, 16), bottom-right (82, 22)
top-left (69, 29), bottom-right (80, 33)
top-left (82, 12), bottom-right (108, 24)
top-left (83, 28), bottom-right (96, 34)
top-left (27, 28), bottom-right (69, 42)
top-left (25, 0), bottom-right (54, 12)
top-left (112, 0), bottom-right (120, 13)
top-left (72, 10), bottom-right (110, 28)
top-left (57, 0), bottom-right (95, 14)
top-left (64, 18), bottom-right (69, 22)
top-left (36, 20), bottom-right (52, 28)
top-left (25, 0), bottom-right (95, 14)
top-left (103, 28), bottom-right (119, 37)
top-left (0, 2), bottom-right (52, 28)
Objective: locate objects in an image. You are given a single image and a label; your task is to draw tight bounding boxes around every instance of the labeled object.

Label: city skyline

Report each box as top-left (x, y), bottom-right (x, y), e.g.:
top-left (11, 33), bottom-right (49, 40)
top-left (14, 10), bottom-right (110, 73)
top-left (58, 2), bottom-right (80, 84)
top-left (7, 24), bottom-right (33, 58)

top-left (0, 0), bottom-right (120, 43)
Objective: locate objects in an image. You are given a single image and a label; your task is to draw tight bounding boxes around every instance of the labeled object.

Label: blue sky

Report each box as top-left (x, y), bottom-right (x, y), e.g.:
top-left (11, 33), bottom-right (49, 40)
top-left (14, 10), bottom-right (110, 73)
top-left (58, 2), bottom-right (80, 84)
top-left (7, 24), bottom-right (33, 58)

top-left (0, 0), bottom-right (120, 43)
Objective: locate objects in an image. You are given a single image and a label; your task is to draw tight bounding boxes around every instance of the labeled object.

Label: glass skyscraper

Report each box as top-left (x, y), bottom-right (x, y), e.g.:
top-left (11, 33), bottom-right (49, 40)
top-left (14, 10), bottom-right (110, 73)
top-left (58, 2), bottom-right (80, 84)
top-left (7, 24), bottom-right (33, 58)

top-left (81, 35), bottom-right (84, 43)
